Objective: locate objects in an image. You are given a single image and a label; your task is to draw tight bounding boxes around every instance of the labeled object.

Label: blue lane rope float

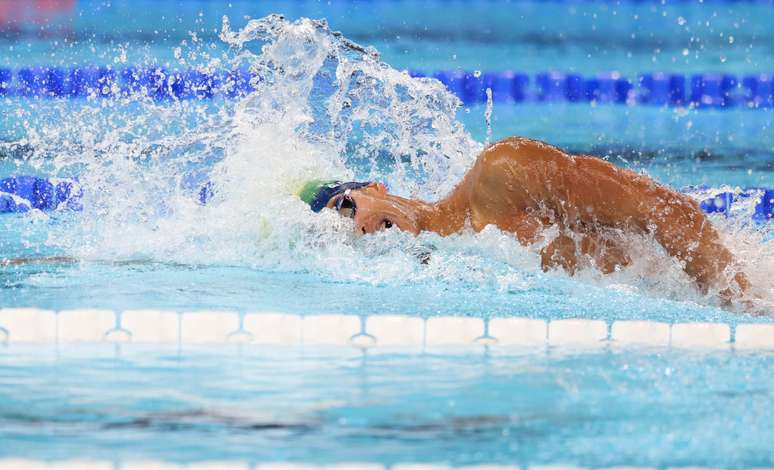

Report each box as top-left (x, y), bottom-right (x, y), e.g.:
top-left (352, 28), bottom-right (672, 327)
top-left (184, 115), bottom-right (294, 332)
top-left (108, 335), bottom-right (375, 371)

top-left (0, 66), bottom-right (254, 100)
top-left (1, 176), bottom-right (773, 222)
top-left (419, 70), bottom-right (773, 108)
top-left (0, 66), bottom-right (772, 109)
top-left (698, 188), bottom-right (774, 223)
top-left (0, 176), bottom-right (82, 213)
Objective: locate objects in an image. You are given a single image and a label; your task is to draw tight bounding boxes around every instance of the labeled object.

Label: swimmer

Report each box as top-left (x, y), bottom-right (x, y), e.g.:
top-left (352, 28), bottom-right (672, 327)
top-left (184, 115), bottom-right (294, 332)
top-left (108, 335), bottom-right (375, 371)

top-left (299, 137), bottom-right (752, 309)
top-left (2, 137), bottom-right (755, 312)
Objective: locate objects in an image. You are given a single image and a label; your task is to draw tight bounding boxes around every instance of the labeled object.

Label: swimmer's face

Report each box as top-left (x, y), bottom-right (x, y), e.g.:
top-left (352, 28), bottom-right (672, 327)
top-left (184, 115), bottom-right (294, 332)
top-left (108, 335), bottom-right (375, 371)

top-left (325, 183), bottom-right (421, 235)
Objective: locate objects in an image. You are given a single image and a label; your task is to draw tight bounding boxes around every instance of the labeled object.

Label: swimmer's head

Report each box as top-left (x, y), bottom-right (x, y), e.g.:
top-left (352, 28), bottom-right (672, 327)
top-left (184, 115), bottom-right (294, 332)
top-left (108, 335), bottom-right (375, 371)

top-left (297, 180), bottom-right (372, 213)
top-left (297, 179), bottom-right (423, 235)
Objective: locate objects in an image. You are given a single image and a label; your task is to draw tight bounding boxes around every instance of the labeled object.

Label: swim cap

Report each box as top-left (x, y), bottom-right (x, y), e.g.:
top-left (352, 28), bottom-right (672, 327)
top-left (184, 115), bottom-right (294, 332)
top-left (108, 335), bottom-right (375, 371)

top-left (296, 180), bottom-right (372, 213)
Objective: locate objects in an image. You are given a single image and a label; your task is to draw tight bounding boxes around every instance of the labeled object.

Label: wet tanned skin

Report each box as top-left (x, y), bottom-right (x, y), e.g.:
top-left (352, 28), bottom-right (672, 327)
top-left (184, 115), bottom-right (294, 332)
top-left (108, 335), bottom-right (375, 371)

top-left (327, 137), bottom-right (750, 304)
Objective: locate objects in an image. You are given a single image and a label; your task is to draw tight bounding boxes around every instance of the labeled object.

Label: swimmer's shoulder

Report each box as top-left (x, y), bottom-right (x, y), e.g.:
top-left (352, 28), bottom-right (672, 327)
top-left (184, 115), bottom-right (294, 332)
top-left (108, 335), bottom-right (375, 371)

top-left (475, 136), bottom-right (574, 174)
top-left (488, 137), bottom-right (641, 183)
top-left (573, 152), bottom-right (663, 193)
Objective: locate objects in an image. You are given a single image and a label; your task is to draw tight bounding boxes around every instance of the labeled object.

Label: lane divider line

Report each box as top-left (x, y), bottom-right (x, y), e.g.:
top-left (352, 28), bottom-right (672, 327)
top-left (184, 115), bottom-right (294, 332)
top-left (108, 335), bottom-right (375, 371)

top-left (2, 309), bottom-right (774, 351)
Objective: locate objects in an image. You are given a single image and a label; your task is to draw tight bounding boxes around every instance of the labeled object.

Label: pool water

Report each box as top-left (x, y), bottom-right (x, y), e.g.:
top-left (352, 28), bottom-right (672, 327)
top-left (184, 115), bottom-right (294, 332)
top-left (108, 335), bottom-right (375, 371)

top-left (3, 0), bottom-right (773, 74)
top-left (1, 345), bottom-right (774, 467)
top-left (1, 1), bottom-right (773, 467)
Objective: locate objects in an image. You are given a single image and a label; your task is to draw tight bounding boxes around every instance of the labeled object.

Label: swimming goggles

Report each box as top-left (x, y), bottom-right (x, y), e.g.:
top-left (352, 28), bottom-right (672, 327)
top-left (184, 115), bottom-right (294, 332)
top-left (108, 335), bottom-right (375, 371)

top-left (334, 191), bottom-right (357, 219)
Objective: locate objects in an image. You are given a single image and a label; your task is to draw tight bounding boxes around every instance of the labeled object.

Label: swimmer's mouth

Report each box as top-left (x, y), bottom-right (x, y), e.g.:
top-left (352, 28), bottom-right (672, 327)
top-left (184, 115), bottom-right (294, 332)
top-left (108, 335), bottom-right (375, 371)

top-left (334, 194), bottom-right (356, 219)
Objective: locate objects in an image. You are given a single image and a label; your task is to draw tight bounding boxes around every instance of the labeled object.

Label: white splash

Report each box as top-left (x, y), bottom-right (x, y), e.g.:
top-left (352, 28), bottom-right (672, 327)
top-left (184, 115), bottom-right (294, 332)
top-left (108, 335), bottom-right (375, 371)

top-left (9, 14), bottom-right (773, 314)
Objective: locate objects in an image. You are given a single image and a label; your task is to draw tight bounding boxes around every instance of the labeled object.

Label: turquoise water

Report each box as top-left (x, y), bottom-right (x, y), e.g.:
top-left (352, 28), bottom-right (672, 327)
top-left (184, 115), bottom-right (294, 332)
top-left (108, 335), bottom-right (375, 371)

top-left (2, 0), bottom-right (773, 73)
top-left (1, 345), bottom-right (774, 467)
top-left (1, 1), bottom-right (774, 467)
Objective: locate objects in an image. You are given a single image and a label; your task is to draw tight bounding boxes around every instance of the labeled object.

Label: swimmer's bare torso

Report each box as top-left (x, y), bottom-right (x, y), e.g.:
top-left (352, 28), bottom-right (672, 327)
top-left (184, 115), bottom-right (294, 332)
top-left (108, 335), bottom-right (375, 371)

top-left (324, 137), bottom-right (750, 305)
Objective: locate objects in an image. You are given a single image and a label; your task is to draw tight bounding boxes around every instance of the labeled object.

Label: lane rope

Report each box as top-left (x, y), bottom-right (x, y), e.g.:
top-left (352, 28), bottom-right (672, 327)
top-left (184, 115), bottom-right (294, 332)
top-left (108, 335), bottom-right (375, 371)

top-left (0, 67), bottom-right (772, 108)
top-left (2, 176), bottom-right (772, 222)
top-left (1, 309), bottom-right (773, 349)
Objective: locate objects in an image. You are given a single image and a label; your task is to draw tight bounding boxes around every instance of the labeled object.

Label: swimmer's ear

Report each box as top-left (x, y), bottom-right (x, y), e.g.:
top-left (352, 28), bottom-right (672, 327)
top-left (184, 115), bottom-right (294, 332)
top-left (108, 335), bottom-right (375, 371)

top-left (368, 182), bottom-right (388, 194)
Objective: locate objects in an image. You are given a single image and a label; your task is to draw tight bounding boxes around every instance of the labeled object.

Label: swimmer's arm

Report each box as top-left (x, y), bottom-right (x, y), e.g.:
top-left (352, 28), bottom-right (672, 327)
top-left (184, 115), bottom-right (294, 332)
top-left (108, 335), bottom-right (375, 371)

top-left (540, 232), bottom-right (630, 275)
top-left (472, 138), bottom-right (747, 297)
top-left (520, 144), bottom-right (748, 296)
top-left (504, 140), bottom-right (747, 296)
top-left (636, 188), bottom-right (749, 297)
top-left (561, 154), bottom-right (746, 295)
